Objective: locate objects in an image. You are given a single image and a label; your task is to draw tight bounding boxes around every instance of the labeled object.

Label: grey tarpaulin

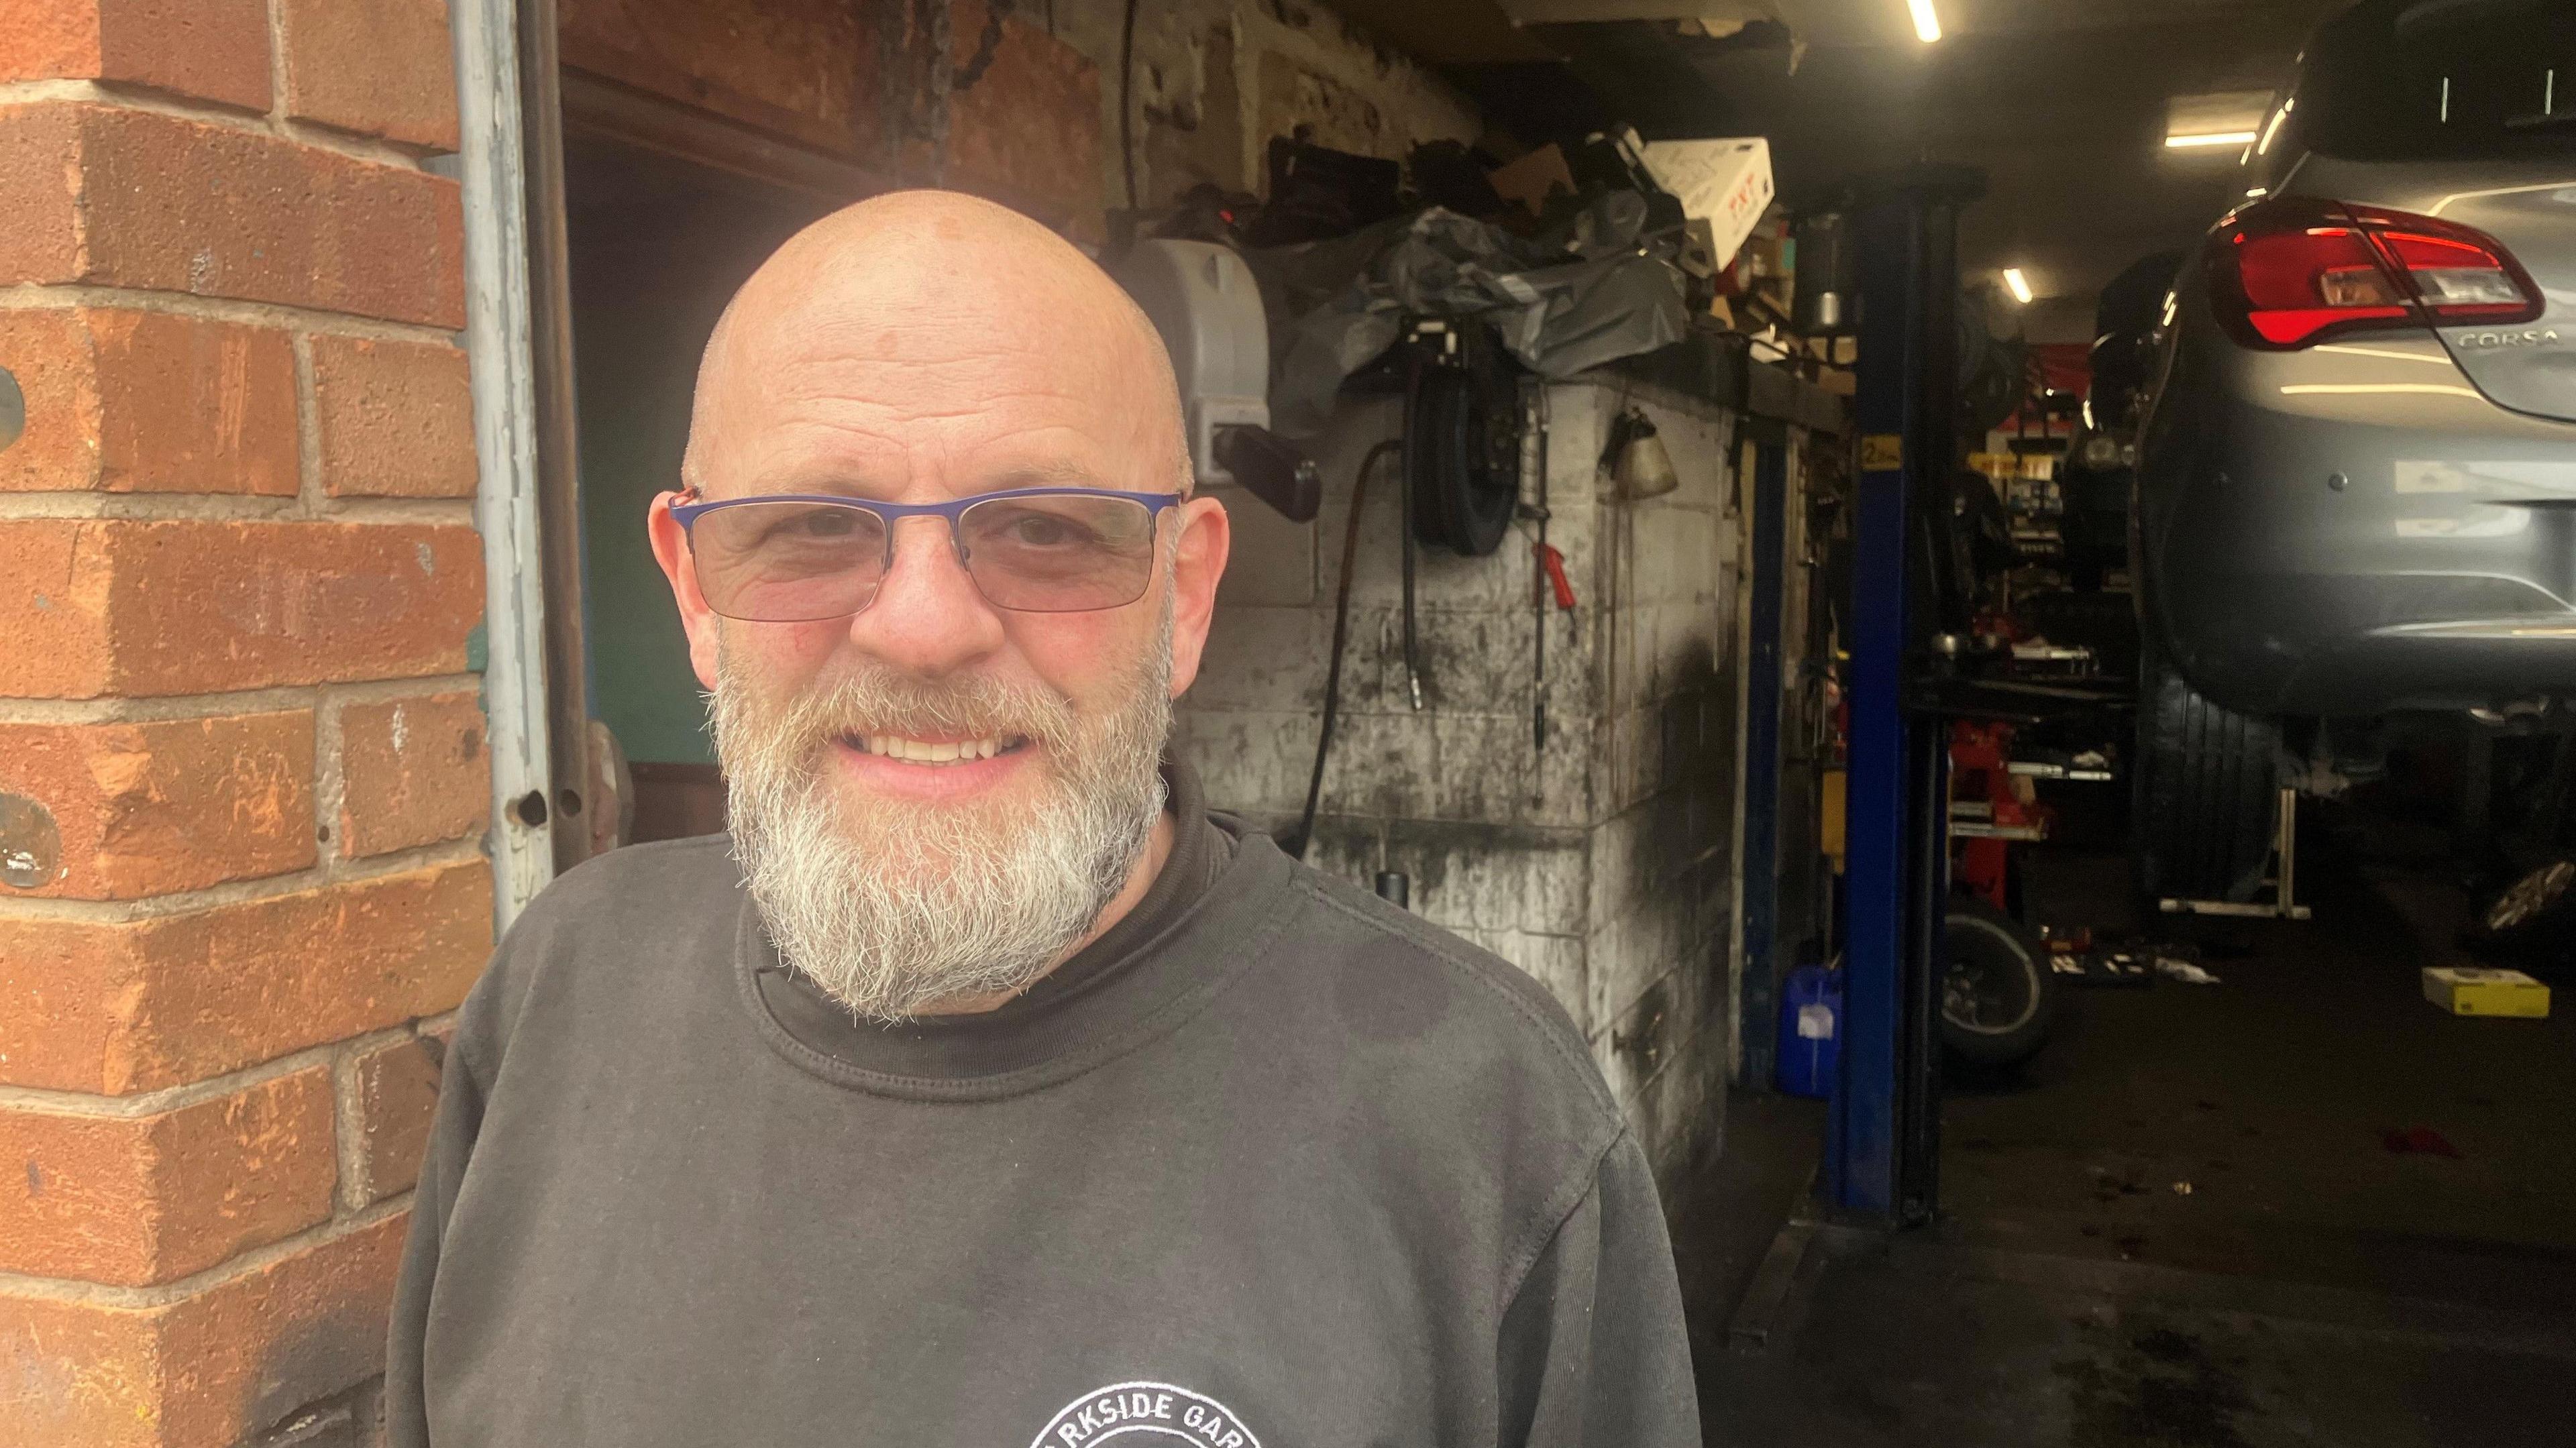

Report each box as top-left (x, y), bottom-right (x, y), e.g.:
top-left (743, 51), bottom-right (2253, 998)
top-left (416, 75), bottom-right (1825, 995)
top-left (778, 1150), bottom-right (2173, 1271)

top-left (1249, 193), bottom-right (1691, 439)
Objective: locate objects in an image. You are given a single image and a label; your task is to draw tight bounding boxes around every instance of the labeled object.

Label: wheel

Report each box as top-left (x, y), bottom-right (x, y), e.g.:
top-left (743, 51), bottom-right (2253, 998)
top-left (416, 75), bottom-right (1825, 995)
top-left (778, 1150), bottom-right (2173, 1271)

top-left (2134, 639), bottom-right (2281, 903)
top-left (1941, 899), bottom-right (2055, 1067)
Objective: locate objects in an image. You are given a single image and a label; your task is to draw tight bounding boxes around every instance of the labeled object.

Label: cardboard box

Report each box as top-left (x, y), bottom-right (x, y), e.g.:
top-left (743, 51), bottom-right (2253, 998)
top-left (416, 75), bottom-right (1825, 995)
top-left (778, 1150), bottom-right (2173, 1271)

top-left (2423, 966), bottom-right (2552, 1018)
top-left (1488, 144), bottom-right (1575, 220)
top-left (1637, 137), bottom-right (1774, 272)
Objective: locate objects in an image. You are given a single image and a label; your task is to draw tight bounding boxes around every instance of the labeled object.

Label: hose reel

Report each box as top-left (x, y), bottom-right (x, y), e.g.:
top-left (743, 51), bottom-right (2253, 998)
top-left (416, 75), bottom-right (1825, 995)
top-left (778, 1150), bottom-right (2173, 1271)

top-left (1403, 319), bottom-right (1522, 559)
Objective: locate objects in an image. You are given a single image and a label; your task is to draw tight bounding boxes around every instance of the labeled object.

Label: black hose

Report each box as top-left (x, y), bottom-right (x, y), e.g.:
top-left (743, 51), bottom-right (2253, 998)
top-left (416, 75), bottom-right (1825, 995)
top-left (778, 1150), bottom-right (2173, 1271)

top-left (1120, 0), bottom-right (1140, 210)
top-left (1531, 384), bottom-right (1550, 753)
top-left (1283, 439), bottom-right (1403, 861)
top-left (1399, 349), bottom-right (1424, 710)
top-left (1401, 469), bottom-right (1420, 707)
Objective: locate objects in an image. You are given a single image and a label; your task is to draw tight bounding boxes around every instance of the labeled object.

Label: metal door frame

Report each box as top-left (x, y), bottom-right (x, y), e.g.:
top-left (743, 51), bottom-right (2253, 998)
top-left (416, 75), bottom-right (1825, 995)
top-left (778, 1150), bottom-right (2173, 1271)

top-left (453, 0), bottom-right (556, 930)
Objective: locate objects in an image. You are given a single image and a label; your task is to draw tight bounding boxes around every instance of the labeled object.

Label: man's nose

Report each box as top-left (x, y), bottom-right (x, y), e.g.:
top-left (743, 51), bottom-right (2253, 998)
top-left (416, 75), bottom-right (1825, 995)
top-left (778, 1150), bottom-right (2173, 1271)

top-left (847, 514), bottom-right (1007, 675)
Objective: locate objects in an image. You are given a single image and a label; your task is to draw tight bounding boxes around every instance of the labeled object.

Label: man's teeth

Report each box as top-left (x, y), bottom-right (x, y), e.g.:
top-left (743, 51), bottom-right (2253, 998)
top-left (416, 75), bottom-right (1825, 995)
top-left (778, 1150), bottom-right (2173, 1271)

top-left (851, 734), bottom-right (1018, 764)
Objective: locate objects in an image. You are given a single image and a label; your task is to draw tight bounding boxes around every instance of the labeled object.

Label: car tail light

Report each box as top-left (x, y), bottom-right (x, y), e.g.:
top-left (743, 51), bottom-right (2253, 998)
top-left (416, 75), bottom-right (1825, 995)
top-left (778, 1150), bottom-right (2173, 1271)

top-left (2206, 196), bottom-right (2542, 349)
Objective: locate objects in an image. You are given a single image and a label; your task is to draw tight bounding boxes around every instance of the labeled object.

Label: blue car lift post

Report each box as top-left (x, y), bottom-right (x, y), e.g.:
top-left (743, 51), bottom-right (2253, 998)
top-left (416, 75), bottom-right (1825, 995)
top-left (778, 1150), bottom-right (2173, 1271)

top-left (1826, 165), bottom-right (1986, 1227)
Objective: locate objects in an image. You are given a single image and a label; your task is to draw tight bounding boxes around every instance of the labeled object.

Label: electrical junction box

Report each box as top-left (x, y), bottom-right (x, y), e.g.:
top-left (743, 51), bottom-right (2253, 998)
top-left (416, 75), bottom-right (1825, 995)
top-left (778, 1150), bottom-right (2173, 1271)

top-left (1112, 239), bottom-right (1270, 488)
top-left (1638, 137), bottom-right (1774, 273)
top-left (2422, 966), bottom-right (2551, 1018)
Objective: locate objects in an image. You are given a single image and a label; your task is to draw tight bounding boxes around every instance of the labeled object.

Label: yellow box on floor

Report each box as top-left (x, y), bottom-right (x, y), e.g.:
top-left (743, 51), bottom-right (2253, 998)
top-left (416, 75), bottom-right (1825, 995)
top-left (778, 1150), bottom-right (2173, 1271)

top-left (2422, 966), bottom-right (2552, 1018)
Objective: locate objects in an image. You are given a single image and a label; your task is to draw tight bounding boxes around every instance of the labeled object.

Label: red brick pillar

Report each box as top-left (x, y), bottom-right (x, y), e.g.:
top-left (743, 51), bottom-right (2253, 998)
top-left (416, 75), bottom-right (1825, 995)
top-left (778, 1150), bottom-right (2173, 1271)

top-left (0, 4), bottom-right (493, 1445)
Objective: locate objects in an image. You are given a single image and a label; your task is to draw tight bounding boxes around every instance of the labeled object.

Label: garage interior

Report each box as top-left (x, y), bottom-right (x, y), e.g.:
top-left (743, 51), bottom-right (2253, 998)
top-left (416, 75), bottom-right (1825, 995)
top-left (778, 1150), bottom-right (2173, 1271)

top-left (529, 1), bottom-right (2574, 1444)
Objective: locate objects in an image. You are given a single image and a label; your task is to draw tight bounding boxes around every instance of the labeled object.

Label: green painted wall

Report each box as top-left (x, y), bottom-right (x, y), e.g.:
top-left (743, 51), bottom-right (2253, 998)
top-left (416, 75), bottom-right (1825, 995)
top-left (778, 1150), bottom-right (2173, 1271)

top-left (566, 133), bottom-right (830, 764)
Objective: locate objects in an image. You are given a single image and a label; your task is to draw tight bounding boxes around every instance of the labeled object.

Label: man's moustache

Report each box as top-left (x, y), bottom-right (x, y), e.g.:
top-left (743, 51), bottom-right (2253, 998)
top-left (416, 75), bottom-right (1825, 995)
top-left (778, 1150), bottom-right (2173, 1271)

top-left (771, 677), bottom-right (1078, 755)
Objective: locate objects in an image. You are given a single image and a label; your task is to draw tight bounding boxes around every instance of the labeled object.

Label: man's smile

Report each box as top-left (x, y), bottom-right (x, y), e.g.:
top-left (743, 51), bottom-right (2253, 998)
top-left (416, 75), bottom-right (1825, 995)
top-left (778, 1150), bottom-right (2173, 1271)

top-left (837, 731), bottom-right (1032, 763)
top-left (828, 730), bottom-right (1037, 799)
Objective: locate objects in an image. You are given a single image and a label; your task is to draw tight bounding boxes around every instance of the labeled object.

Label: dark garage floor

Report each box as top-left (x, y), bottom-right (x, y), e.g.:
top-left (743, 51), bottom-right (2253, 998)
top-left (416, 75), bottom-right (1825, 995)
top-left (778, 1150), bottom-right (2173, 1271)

top-left (1682, 797), bottom-right (2576, 1447)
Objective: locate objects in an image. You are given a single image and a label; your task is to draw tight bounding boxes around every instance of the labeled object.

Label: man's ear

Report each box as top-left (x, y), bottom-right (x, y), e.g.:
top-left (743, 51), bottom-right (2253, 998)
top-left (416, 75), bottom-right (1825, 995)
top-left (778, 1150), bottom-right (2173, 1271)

top-left (648, 492), bottom-right (724, 691)
top-left (1164, 493), bottom-right (1231, 700)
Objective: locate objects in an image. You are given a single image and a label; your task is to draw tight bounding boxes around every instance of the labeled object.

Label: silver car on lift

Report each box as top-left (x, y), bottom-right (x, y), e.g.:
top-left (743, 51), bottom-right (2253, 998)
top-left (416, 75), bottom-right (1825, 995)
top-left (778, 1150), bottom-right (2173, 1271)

top-left (2129, 0), bottom-right (2576, 901)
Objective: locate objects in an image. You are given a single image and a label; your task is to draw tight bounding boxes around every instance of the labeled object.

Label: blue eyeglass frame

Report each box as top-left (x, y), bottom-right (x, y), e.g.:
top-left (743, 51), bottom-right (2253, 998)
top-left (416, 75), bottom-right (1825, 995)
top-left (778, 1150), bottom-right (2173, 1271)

top-left (669, 484), bottom-right (1187, 535)
top-left (666, 484), bottom-right (1189, 616)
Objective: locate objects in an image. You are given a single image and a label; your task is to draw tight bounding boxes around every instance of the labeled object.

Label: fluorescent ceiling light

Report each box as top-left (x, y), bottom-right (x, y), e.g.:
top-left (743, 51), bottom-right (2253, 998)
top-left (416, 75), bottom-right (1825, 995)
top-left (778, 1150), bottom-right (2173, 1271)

top-left (2003, 268), bottom-right (2033, 304)
top-left (2165, 90), bottom-right (2271, 150)
top-left (2279, 383), bottom-right (2483, 399)
top-left (1907, 0), bottom-right (1941, 43)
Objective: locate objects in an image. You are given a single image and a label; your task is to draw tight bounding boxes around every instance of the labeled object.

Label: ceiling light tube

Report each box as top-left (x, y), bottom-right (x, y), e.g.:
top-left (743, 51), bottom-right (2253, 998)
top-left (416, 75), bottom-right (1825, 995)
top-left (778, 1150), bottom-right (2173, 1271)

top-left (2003, 268), bottom-right (2033, 304)
top-left (1907, 0), bottom-right (1942, 43)
top-left (2166, 130), bottom-right (2260, 148)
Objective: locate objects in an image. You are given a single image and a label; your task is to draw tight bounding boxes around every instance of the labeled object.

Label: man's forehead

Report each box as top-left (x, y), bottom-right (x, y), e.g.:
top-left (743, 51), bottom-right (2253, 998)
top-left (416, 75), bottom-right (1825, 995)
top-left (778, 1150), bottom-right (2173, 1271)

top-left (740, 304), bottom-right (1123, 389)
top-left (712, 414), bottom-right (1126, 498)
top-left (709, 323), bottom-right (1150, 447)
top-left (693, 330), bottom-right (1173, 506)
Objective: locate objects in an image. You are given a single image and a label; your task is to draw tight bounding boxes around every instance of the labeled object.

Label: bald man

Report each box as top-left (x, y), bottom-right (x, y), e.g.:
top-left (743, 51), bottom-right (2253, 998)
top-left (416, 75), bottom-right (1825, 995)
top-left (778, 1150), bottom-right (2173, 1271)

top-left (386, 192), bottom-right (1699, 1448)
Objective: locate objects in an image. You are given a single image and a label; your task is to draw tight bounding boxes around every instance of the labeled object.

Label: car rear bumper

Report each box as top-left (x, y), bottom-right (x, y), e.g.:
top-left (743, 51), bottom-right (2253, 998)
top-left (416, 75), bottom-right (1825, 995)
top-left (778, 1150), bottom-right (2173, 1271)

top-left (2137, 321), bottom-right (2576, 718)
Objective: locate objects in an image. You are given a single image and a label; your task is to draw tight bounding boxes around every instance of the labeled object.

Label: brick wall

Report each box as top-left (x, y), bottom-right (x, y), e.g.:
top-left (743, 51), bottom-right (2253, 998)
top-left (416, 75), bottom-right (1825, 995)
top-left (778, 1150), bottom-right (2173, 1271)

top-left (0, 4), bottom-right (489, 1446)
top-left (555, 0), bottom-right (1104, 236)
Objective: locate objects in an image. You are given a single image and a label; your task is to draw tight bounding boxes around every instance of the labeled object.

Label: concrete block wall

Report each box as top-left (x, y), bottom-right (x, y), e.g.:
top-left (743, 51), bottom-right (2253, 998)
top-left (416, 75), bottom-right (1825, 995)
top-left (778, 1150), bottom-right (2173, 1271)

top-left (1176, 379), bottom-right (1746, 1188)
top-left (0, 3), bottom-right (489, 1446)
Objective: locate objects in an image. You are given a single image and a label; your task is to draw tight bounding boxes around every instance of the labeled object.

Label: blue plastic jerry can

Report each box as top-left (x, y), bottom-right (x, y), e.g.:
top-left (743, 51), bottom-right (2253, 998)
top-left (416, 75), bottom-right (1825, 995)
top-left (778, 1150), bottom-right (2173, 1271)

top-left (1776, 961), bottom-right (1843, 1099)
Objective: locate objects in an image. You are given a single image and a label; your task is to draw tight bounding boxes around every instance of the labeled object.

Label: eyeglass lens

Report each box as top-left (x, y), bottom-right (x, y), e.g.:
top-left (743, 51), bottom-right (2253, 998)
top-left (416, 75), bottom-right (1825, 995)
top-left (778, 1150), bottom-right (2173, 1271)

top-left (688, 496), bottom-right (1160, 622)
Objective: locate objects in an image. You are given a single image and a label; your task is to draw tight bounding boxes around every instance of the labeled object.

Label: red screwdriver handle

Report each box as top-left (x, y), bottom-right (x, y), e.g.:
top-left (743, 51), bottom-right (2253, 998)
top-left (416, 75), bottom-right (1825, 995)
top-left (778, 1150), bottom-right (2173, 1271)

top-left (1537, 543), bottom-right (1576, 610)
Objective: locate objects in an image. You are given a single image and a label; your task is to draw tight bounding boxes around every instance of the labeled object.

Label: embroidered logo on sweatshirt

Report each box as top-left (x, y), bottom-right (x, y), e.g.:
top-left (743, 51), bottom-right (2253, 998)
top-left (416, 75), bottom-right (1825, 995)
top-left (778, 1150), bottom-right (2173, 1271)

top-left (1028, 1380), bottom-right (1259, 1448)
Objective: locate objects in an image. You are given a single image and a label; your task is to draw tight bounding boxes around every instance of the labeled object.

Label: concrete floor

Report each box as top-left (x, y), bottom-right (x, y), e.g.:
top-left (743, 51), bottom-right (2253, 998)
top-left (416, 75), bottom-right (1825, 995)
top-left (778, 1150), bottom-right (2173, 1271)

top-left (1682, 795), bottom-right (2576, 1446)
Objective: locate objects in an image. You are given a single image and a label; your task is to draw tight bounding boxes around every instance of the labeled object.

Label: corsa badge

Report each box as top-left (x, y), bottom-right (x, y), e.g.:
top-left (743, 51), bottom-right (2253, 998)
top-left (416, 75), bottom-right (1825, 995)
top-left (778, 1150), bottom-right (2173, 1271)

top-left (1028, 1381), bottom-right (1260, 1448)
top-left (2456, 328), bottom-right (2559, 349)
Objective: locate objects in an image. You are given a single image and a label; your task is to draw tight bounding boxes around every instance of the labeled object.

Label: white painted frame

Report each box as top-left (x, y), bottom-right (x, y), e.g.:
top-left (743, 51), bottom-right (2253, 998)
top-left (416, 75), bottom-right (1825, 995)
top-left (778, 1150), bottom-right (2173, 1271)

top-left (451, 0), bottom-right (556, 930)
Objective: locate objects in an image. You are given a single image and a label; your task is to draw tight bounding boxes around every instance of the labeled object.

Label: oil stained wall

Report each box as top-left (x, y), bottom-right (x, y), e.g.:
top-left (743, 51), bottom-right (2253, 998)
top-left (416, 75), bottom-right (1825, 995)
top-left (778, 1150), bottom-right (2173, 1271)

top-left (1173, 382), bottom-right (1747, 1190)
top-left (1040, 0), bottom-right (1483, 211)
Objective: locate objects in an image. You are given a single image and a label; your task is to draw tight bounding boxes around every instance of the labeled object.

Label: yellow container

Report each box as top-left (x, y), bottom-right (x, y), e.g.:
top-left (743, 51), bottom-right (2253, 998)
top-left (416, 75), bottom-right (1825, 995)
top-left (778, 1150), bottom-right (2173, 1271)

top-left (2422, 966), bottom-right (2552, 1018)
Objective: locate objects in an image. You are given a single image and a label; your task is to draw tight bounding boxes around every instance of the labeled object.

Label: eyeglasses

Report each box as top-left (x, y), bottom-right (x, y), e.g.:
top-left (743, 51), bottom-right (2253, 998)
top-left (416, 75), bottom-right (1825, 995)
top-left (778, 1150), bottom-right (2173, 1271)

top-left (669, 486), bottom-right (1183, 622)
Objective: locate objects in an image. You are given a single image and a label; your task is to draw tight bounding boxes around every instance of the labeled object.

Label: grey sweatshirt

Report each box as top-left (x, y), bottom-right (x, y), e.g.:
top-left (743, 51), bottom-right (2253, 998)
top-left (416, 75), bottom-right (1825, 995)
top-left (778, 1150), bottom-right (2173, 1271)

top-left (385, 793), bottom-right (1701, 1447)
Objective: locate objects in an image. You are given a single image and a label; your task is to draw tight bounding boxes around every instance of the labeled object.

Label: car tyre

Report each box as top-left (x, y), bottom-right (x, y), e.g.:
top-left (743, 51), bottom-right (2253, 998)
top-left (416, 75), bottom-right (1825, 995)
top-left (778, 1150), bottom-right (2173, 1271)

top-left (1941, 899), bottom-right (2055, 1068)
top-left (2135, 640), bottom-right (2281, 903)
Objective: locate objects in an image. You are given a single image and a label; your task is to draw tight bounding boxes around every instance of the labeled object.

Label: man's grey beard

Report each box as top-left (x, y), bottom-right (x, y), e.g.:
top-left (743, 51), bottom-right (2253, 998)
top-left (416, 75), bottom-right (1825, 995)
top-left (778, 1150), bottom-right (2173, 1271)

top-left (710, 617), bottom-right (1173, 1022)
